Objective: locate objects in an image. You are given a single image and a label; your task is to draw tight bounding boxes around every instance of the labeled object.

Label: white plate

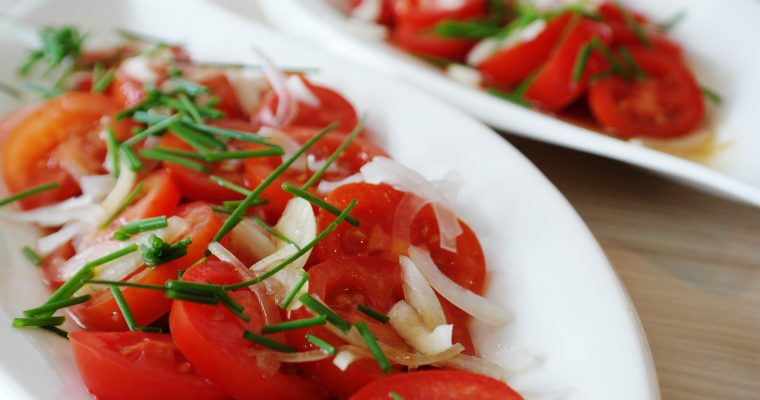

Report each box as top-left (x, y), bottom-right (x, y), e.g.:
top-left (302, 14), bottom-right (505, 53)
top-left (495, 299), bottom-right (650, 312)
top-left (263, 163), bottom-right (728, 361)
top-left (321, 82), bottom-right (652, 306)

top-left (255, 0), bottom-right (760, 208)
top-left (0, 0), bottom-right (656, 399)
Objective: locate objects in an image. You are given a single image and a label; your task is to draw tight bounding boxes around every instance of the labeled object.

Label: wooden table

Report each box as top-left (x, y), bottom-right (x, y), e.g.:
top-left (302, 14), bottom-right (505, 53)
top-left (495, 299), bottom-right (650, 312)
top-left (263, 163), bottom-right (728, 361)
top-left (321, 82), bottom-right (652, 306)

top-left (508, 135), bottom-right (760, 400)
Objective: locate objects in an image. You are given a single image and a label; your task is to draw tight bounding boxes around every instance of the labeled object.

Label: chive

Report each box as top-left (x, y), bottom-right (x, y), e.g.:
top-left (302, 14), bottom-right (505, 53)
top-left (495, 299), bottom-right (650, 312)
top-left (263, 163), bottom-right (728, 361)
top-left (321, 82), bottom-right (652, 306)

top-left (0, 182), bottom-right (59, 207)
top-left (261, 315), bottom-right (327, 334)
top-left (700, 86), bottom-right (722, 104)
top-left (100, 182), bottom-right (144, 228)
top-left (486, 88), bottom-right (530, 107)
top-left (184, 121), bottom-right (276, 145)
top-left (42, 325), bottom-right (69, 339)
top-left (109, 285), bottom-right (139, 330)
top-left (589, 38), bottom-right (630, 80)
top-left (13, 316), bottom-right (66, 328)
top-left (389, 391), bottom-right (403, 400)
top-left (211, 205), bottom-right (233, 214)
top-left (280, 271), bottom-right (309, 310)
top-left (115, 91), bottom-right (163, 120)
top-left (305, 333), bottom-right (336, 355)
top-left (92, 68), bottom-right (116, 93)
top-left (210, 176), bottom-right (252, 196)
top-left (299, 293), bottom-right (352, 333)
top-left (211, 122), bottom-right (338, 243)
top-left (21, 246), bottom-right (42, 266)
top-left (204, 147), bottom-right (284, 162)
top-left (171, 121), bottom-right (226, 151)
top-left (187, 256), bottom-right (208, 270)
top-left (0, 81), bottom-right (22, 99)
top-left (619, 48), bottom-right (646, 80)
top-left (357, 304), bottom-right (390, 324)
top-left (140, 236), bottom-right (191, 267)
top-left (166, 290), bottom-right (220, 305)
top-left (302, 116), bottom-right (365, 190)
top-left (282, 183), bottom-right (359, 227)
top-left (242, 330), bottom-right (296, 353)
top-left (23, 294), bottom-right (90, 317)
top-left (88, 279), bottom-right (168, 291)
top-left (223, 198), bottom-right (268, 209)
top-left (114, 216), bottom-right (168, 240)
top-left (166, 78), bottom-right (209, 97)
top-left (149, 146), bottom-right (206, 160)
top-left (122, 113), bottom-right (181, 147)
top-left (176, 93), bottom-right (204, 123)
top-left (434, 19), bottom-right (501, 39)
top-left (222, 200), bottom-right (357, 290)
top-left (215, 290), bottom-right (251, 322)
top-left (121, 146), bottom-right (144, 171)
top-left (658, 10), bottom-right (687, 33)
top-left (355, 321), bottom-right (391, 373)
top-left (252, 215), bottom-right (299, 248)
top-left (140, 148), bottom-right (209, 172)
top-left (572, 42), bottom-right (593, 82)
top-left (617, 2), bottom-right (651, 47)
top-left (105, 127), bottom-right (121, 178)
top-left (167, 280), bottom-right (222, 295)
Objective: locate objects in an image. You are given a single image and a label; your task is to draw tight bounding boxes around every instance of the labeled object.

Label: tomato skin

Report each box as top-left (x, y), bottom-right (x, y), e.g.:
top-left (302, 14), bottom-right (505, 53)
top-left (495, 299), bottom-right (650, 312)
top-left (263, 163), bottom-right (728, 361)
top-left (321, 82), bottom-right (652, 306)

top-left (314, 183), bottom-right (486, 294)
top-left (349, 370), bottom-right (523, 400)
top-left (478, 13), bottom-right (574, 90)
top-left (392, 0), bottom-right (486, 28)
top-left (70, 331), bottom-right (225, 400)
top-left (170, 261), bottom-right (328, 400)
top-left (524, 16), bottom-right (613, 112)
top-left (70, 202), bottom-right (219, 331)
top-left (111, 69), bottom-right (145, 108)
top-left (252, 78), bottom-right (359, 130)
top-left (597, 3), bottom-right (682, 59)
top-left (285, 256), bottom-right (405, 399)
top-left (197, 73), bottom-right (244, 119)
top-left (391, 22), bottom-right (479, 62)
top-left (1, 92), bottom-right (122, 209)
top-left (588, 46), bottom-right (704, 139)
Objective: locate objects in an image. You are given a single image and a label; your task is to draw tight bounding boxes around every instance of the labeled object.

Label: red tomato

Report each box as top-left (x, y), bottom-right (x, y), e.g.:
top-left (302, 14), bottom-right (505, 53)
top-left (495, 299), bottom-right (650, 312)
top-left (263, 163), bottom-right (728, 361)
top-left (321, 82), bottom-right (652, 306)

top-left (252, 77), bottom-right (359, 130)
top-left (71, 202), bottom-right (220, 331)
top-left (243, 126), bottom-right (386, 223)
top-left (313, 183), bottom-right (486, 294)
top-left (524, 16), bottom-right (613, 111)
top-left (587, 47), bottom-right (704, 139)
top-left (393, 0), bottom-right (486, 28)
top-left (478, 13), bottom-right (574, 90)
top-left (111, 69), bottom-right (145, 108)
top-left (197, 73), bottom-right (244, 119)
top-left (170, 260), bottom-right (327, 400)
top-left (390, 22), bottom-right (479, 62)
top-left (597, 3), bottom-right (682, 58)
top-left (0, 92), bottom-right (123, 209)
top-left (349, 370), bottom-right (523, 400)
top-left (70, 331), bottom-right (225, 400)
top-left (40, 243), bottom-right (76, 289)
top-left (285, 257), bottom-right (406, 399)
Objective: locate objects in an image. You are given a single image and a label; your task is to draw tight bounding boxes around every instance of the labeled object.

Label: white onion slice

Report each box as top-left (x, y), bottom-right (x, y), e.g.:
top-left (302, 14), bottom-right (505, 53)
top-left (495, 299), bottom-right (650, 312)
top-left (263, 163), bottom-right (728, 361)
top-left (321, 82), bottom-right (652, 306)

top-left (251, 349), bottom-right (332, 364)
top-left (442, 354), bottom-right (506, 380)
top-left (37, 223), bottom-right (81, 256)
top-left (229, 218), bottom-right (276, 262)
top-left (333, 350), bottom-right (360, 371)
top-left (252, 48), bottom-right (295, 128)
top-left (120, 55), bottom-right (159, 84)
top-left (260, 127), bottom-right (303, 167)
top-left (399, 256), bottom-right (446, 329)
top-left (388, 300), bottom-right (453, 355)
top-left (446, 64), bottom-right (482, 87)
top-left (467, 18), bottom-right (547, 66)
top-left (351, 0), bottom-right (382, 21)
top-left (285, 75), bottom-right (320, 107)
top-left (208, 241), bottom-right (246, 270)
top-left (408, 246), bottom-right (510, 326)
top-left (225, 69), bottom-right (270, 116)
top-left (0, 197), bottom-right (101, 227)
top-left (99, 159), bottom-right (137, 224)
top-left (316, 172), bottom-right (364, 194)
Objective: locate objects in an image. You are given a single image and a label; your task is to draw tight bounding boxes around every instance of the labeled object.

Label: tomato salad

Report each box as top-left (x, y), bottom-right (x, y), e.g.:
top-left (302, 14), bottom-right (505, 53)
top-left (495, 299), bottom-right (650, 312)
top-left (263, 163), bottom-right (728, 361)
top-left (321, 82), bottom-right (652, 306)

top-left (339, 0), bottom-right (720, 141)
top-left (2, 27), bottom-right (523, 399)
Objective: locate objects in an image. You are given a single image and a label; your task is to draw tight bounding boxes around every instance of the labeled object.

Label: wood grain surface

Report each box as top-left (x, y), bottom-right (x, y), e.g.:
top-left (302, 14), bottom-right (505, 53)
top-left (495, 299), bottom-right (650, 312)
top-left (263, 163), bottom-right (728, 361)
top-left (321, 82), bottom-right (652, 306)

top-left (509, 135), bottom-right (760, 400)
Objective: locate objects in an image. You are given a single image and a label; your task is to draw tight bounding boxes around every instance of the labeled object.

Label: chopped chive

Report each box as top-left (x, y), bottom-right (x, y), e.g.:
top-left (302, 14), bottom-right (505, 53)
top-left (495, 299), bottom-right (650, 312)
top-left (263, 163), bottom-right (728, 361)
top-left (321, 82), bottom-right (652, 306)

top-left (100, 182), bottom-right (144, 228)
top-left (185, 122), bottom-right (275, 145)
top-left (115, 92), bottom-right (163, 120)
top-left (0, 182), bottom-right (59, 207)
top-left (187, 256), bottom-right (208, 271)
top-left (617, 2), bottom-right (651, 47)
top-left (13, 316), bottom-right (66, 328)
top-left (140, 148), bottom-right (209, 172)
top-left (166, 280), bottom-right (222, 295)
top-left (433, 19), bottom-right (501, 39)
top-left (0, 81), bottom-right (22, 99)
top-left (140, 236), bottom-right (191, 267)
top-left (23, 294), bottom-right (90, 317)
top-left (355, 321), bottom-right (391, 373)
top-left (280, 271), bottom-right (309, 310)
top-left (122, 113), bottom-right (181, 147)
top-left (170, 121), bottom-right (226, 151)
top-left (88, 279), bottom-right (168, 291)
top-left (175, 93), bottom-right (204, 123)
top-left (619, 48), bottom-right (646, 79)
top-left (589, 38), bottom-right (630, 80)
top-left (92, 68), bottom-right (116, 93)
top-left (389, 391), bottom-right (403, 400)
top-left (104, 127), bottom-right (121, 178)
top-left (222, 200), bottom-right (357, 290)
top-left (209, 176), bottom-right (252, 196)
top-left (211, 122), bottom-right (338, 243)
top-left (701, 86), bottom-right (722, 104)
top-left (42, 325), bottom-right (69, 339)
top-left (211, 205), bottom-right (233, 214)
top-left (301, 116), bottom-right (365, 190)
top-left (305, 333), bottom-right (336, 355)
top-left (215, 290), bottom-right (251, 322)
top-left (166, 78), bottom-right (209, 97)
top-left (357, 304), bottom-right (390, 324)
top-left (261, 315), bottom-right (327, 334)
top-left (148, 146), bottom-right (206, 160)
top-left (242, 330), bottom-right (296, 353)
top-left (282, 183), bottom-right (359, 227)
top-left (487, 88), bottom-right (530, 107)
top-left (21, 246), bottom-right (42, 266)
top-left (109, 285), bottom-right (139, 330)
top-left (113, 216), bottom-right (168, 240)
top-left (166, 289), bottom-right (220, 305)
top-left (121, 146), bottom-right (144, 171)
top-left (658, 10), bottom-right (687, 33)
top-left (252, 215), bottom-right (299, 248)
top-left (572, 42), bottom-right (593, 82)
top-left (299, 293), bottom-right (352, 333)
top-left (204, 147), bottom-right (284, 162)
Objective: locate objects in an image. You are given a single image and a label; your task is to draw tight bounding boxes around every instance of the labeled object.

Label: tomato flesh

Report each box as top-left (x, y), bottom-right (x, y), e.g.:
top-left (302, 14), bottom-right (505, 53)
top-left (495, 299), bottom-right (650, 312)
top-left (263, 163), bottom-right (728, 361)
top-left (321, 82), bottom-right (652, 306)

top-left (349, 370), bottom-right (523, 400)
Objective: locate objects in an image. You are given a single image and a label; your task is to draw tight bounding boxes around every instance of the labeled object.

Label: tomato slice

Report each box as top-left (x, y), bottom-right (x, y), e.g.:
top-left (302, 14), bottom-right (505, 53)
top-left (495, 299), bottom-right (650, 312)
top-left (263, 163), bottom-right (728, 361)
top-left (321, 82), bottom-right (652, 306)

top-left (285, 256), bottom-right (406, 399)
top-left (197, 73), bottom-right (244, 119)
top-left (524, 16), bottom-right (613, 111)
top-left (348, 370), bottom-right (523, 400)
top-left (587, 47), bottom-right (704, 139)
top-left (0, 92), bottom-right (123, 209)
top-left (70, 202), bottom-right (220, 331)
top-left (313, 183), bottom-right (486, 294)
top-left (478, 13), bottom-right (574, 90)
top-left (70, 331), bottom-right (225, 400)
top-left (111, 69), bottom-right (146, 108)
top-left (252, 77), bottom-right (359, 130)
top-left (390, 22), bottom-right (479, 62)
top-left (169, 260), bottom-right (327, 400)
top-left (392, 0), bottom-right (487, 28)
top-left (597, 3), bottom-right (682, 59)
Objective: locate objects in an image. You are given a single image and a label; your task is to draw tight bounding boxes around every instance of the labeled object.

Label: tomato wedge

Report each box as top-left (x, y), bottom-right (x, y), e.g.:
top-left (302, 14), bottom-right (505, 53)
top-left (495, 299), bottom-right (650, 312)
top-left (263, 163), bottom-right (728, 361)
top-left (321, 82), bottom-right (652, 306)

top-left (1, 92), bottom-right (123, 209)
top-left (349, 370), bottom-right (523, 400)
top-left (588, 47), bottom-right (704, 139)
top-left (390, 23), bottom-right (480, 62)
top-left (197, 73), bottom-right (244, 119)
top-left (111, 69), bottom-right (146, 108)
top-left (285, 256), bottom-right (406, 399)
top-left (392, 0), bottom-right (487, 28)
top-left (597, 3), bottom-right (682, 59)
top-left (170, 260), bottom-right (327, 400)
top-left (70, 202), bottom-right (220, 331)
top-left (70, 331), bottom-right (225, 400)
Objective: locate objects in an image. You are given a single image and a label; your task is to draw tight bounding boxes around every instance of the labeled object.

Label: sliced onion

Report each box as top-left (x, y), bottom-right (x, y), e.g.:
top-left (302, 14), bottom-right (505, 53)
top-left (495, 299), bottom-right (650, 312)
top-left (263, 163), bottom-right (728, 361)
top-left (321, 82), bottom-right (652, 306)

top-left (225, 69), bottom-right (271, 116)
top-left (351, 0), bottom-right (382, 21)
top-left (252, 48), bottom-right (295, 128)
top-left (229, 218), bottom-right (276, 262)
top-left (467, 19), bottom-right (547, 66)
top-left (484, 345), bottom-right (540, 377)
top-left (399, 256), bottom-right (446, 329)
top-left (285, 75), bottom-right (320, 107)
top-left (316, 171), bottom-right (364, 194)
top-left (446, 64), bottom-right (482, 87)
top-left (260, 126), bottom-right (303, 167)
top-left (251, 349), bottom-right (332, 364)
top-left (78, 175), bottom-right (116, 201)
top-left (99, 159), bottom-right (137, 224)
top-left (408, 246), bottom-right (510, 326)
top-left (333, 349), bottom-right (360, 371)
top-left (37, 222), bottom-right (81, 256)
top-left (0, 197), bottom-right (102, 227)
top-left (208, 241), bottom-right (246, 270)
top-left (442, 354), bottom-right (506, 380)
top-left (120, 55), bottom-right (160, 83)
top-left (388, 300), bottom-right (453, 355)
top-left (342, 343), bottom-right (465, 369)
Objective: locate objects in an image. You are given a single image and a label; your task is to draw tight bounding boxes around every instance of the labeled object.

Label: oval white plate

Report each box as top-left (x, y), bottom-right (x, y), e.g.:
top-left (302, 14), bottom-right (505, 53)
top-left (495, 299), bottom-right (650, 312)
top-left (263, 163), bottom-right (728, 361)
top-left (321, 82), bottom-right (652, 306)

top-left (256, 0), bottom-right (760, 207)
top-left (0, 0), bottom-right (656, 399)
